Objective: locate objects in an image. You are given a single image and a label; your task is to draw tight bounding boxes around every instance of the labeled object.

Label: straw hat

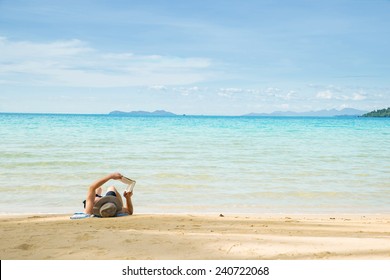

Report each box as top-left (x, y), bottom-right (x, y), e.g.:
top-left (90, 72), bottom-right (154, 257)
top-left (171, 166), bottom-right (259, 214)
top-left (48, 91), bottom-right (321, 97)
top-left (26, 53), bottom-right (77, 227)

top-left (92, 196), bottom-right (123, 217)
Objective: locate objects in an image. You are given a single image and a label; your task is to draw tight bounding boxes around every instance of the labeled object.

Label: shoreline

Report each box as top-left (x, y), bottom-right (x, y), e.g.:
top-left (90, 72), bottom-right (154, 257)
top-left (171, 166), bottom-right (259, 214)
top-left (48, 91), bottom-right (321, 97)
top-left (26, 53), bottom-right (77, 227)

top-left (1, 212), bottom-right (390, 217)
top-left (1, 213), bottom-right (390, 260)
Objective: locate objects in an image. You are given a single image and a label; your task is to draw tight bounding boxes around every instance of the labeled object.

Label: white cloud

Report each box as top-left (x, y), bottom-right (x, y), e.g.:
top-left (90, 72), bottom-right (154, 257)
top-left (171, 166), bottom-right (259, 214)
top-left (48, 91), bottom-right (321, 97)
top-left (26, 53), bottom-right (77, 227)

top-left (173, 86), bottom-right (201, 96)
top-left (265, 87), bottom-right (282, 95)
top-left (222, 88), bottom-right (244, 93)
top-left (279, 103), bottom-right (290, 110)
top-left (0, 37), bottom-right (212, 87)
top-left (0, 37), bottom-right (92, 59)
top-left (284, 90), bottom-right (297, 100)
top-left (217, 87), bottom-right (244, 97)
top-left (316, 90), bottom-right (334, 99)
top-left (351, 92), bottom-right (367, 101)
top-left (149, 85), bottom-right (168, 91)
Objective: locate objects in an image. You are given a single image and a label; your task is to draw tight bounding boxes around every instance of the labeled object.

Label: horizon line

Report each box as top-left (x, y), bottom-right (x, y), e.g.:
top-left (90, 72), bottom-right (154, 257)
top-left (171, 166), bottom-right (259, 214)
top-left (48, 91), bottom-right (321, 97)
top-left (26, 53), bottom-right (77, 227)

top-left (0, 107), bottom-right (374, 118)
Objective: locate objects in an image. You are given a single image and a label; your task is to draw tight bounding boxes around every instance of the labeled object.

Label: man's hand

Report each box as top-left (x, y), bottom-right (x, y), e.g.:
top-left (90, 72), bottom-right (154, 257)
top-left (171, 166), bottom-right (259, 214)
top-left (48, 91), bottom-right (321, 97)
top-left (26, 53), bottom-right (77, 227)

top-left (110, 172), bottom-right (123, 180)
top-left (123, 191), bottom-right (133, 199)
top-left (123, 191), bottom-right (134, 215)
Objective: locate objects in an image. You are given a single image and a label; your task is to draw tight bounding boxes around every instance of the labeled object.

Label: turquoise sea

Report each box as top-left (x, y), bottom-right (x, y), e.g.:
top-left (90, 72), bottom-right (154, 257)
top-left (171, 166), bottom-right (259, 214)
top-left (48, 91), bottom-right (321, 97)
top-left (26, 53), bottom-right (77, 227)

top-left (0, 113), bottom-right (389, 214)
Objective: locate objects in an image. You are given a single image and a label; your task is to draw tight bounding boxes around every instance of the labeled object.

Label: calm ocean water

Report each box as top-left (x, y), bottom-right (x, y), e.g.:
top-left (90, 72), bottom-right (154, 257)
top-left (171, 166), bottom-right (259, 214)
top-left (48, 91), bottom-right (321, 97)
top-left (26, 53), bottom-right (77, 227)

top-left (0, 113), bottom-right (389, 214)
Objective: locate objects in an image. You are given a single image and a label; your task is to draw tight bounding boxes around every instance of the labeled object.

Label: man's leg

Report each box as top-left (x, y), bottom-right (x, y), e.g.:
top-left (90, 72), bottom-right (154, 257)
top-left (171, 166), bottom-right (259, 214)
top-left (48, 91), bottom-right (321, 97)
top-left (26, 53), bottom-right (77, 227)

top-left (106, 186), bottom-right (124, 206)
top-left (96, 187), bottom-right (103, 196)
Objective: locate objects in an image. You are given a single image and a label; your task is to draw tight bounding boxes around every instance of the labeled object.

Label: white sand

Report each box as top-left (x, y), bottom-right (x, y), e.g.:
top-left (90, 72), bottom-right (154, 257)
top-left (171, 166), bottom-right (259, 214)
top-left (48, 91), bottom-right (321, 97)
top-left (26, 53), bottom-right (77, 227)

top-left (1, 214), bottom-right (390, 259)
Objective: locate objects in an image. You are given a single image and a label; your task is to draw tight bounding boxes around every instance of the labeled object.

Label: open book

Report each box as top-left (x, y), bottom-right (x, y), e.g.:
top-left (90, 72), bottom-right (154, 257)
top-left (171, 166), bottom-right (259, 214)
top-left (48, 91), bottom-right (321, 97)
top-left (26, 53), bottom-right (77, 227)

top-left (121, 176), bottom-right (136, 192)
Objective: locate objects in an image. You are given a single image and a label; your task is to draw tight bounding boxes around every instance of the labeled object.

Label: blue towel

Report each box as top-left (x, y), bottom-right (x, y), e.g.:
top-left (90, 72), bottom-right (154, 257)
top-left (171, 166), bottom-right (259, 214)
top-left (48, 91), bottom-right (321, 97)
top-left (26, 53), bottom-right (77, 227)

top-left (70, 212), bottom-right (129, 220)
top-left (71, 212), bottom-right (129, 219)
top-left (116, 212), bottom-right (129, 217)
top-left (70, 212), bottom-right (91, 220)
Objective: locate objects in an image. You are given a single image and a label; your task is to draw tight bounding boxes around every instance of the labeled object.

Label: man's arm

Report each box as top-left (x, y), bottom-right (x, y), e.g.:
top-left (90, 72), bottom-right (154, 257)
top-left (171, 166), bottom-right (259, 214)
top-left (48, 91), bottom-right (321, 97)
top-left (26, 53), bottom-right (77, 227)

top-left (122, 191), bottom-right (134, 215)
top-left (84, 172), bottom-right (122, 214)
top-left (90, 172), bottom-right (122, 192)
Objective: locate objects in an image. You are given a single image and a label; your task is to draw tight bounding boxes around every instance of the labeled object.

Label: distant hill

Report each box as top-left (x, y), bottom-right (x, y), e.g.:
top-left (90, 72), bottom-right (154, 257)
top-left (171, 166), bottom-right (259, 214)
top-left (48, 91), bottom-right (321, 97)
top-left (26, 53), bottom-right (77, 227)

top-left (361, 107), bottom-right (390, 117)
top-left (109, 108), bottom-right (371, 117)
top-left (109, 110), bottom-right (177, 116)
top-left (244, 108), bottom-right (367, 117)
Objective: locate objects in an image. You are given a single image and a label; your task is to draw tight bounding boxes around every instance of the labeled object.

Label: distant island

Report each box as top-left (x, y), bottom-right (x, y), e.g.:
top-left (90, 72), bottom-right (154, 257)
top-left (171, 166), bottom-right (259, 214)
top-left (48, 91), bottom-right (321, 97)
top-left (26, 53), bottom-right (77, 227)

top-left (243, 108), bottom-right (367, 117)
top-left (108, 108), bottom-right (372, 117)
top-left (109, 110), bottom-right (177, 116)
top-left (361, 107), bottom-right (390, 117)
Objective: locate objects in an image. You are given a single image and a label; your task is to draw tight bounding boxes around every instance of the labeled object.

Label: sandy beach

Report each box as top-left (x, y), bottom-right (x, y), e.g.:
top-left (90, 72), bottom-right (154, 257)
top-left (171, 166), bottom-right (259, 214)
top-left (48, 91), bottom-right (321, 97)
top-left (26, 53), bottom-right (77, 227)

top-left (1, 213), bottom-right (390, 260)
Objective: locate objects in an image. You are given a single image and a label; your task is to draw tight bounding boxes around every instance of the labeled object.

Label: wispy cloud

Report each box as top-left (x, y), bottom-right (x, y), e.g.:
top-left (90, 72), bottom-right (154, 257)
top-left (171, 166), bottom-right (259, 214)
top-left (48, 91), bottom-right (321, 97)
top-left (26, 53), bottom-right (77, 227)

top-left (0, 36), bottom-right (212, 87)
top-left (316, 88), bottom-right (368, 101)
top-left (316, 90), bottom-right (334, 99)
top-left (350, 92), bottom-right (367, 101)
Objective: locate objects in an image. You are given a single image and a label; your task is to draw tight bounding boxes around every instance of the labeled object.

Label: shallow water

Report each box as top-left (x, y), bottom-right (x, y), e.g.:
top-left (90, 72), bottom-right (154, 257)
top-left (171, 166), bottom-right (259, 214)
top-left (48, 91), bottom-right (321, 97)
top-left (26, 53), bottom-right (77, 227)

top-left (1, 113), bottom-right (389, 214)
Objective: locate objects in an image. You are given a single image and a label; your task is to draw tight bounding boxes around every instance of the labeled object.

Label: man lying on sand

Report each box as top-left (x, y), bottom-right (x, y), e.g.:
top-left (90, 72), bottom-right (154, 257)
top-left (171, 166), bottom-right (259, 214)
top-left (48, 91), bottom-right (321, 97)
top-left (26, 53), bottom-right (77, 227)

top-left (83, 172), bottom-right (133, 217)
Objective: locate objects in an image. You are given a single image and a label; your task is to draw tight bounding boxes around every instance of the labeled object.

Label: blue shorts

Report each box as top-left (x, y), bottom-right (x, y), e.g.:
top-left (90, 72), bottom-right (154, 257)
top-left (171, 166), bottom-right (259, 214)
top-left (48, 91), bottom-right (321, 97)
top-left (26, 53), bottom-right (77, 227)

top-left (105, 191), bottom-right (117, 197)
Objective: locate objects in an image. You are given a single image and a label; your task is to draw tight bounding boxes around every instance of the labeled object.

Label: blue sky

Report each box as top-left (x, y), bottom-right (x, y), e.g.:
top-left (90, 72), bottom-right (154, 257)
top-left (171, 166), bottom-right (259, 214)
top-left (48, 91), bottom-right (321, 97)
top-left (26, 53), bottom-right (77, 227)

top-left (0, 0), bottom-right (389, 115)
